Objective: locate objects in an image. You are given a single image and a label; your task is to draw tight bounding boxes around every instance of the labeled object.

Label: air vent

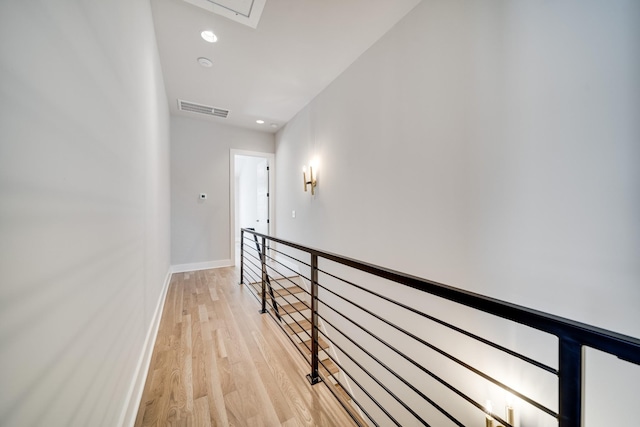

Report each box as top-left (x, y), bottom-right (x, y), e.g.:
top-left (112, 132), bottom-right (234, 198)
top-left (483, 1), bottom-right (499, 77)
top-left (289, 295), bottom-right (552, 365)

top-left (178, 99), bottom-right (229, 118)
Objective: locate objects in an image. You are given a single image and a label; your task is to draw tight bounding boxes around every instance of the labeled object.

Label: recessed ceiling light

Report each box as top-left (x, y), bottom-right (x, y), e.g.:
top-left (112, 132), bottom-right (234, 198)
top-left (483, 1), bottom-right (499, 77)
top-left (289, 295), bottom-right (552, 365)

top-left (201, 30), bottom-right (218, 43)
top-left (197, 57), bottom-right (213, 67)
top-left (256, 120), bottom-right (265, 124)
top-left (270, 123), bottom-right (278, 128)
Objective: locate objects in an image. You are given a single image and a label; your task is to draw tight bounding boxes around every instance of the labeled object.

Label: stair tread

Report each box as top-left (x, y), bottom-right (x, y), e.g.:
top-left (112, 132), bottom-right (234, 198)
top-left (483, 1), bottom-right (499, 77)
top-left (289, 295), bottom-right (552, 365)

top-left (319, 358), bottom-right (339, 375)
top-left (284, 319), bottom-right (312, 335)
top-left (249, 281), bottom-right (306, 297)
top-left (249, 283), bottom-right (304, 296)
top-left (298, 337), bottom-right (329, 354)
top-left (279, 300), bottom-right (310, 314)
top-left (279, 284), bottom-right (306, 294)
top-left (248, 275), bottom-right (301, 285)
top-left (246, 272), bottom-right (352, 414)
top-left (334, 383), bottom-right (352, 402)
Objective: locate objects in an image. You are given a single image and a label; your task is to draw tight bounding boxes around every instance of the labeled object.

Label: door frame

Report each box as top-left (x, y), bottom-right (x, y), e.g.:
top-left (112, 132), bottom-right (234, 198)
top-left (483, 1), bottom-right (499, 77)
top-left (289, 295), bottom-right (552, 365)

top-left (229, 149), bottom-right (275, 267)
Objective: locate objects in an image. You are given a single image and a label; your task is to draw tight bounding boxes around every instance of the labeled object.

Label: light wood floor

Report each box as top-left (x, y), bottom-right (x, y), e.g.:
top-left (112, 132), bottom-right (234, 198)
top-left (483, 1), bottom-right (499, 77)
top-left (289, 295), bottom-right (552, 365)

top-left (134, 267), bottom-right (358, 427)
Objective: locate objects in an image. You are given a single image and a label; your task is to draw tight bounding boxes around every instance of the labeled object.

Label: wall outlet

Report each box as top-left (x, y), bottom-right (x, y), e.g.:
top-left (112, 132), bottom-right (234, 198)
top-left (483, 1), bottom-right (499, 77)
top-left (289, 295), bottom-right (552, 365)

top-left (292, 210), bottom-right (296, 218)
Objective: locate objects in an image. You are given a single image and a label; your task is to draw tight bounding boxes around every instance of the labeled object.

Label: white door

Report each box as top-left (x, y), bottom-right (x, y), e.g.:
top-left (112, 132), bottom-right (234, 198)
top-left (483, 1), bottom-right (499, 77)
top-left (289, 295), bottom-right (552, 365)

top-left (255, 158), bottom-right (269, 235)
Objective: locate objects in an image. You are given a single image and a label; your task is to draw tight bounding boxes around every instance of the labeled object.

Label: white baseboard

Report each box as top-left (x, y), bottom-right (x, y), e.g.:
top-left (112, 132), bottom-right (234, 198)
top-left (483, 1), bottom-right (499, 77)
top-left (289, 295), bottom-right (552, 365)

top-left (171, 259), bottom-right (233, 273)
top-left (118, 268), bottom-right (172, 427)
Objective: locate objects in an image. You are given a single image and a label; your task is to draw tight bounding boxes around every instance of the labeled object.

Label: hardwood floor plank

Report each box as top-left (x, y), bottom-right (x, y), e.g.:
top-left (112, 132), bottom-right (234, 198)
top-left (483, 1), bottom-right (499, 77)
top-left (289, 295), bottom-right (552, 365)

top-left (222, 389), bottom-right (248, 426)
top-left (204, 332), bottom-right (230, 426)
top-left (251, 330), bottom-right (313, 425)
top-left (181, 313), bottom-right (194, 412)
top-left (191, 317), bottom-right (208, 400)
top-left (281, 418), bottom-right (302, 427)
top-left (214, 328), bottom-right (228, 359)
top-left (175, 274), bottom-right (185, 325)
top-left (193, 396), bottom-right (212, 427)
top-left (215, 292), bottom-right (282, 426)
top-left (135, 267), bottom-right (358, 427)
top-left (209, 285), bottom-right (219, 301)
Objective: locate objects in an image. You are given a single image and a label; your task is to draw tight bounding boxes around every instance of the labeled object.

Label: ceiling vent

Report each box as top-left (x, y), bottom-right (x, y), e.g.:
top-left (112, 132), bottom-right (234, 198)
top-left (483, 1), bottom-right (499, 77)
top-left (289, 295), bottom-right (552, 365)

top-left (178, 99), bottom-right (229, 119)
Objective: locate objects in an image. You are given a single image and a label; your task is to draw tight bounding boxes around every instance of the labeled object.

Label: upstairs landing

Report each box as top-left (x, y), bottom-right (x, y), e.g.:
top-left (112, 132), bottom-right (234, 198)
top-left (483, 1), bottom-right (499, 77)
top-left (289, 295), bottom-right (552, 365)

top-left (134, 267), bottom-right (357, 426)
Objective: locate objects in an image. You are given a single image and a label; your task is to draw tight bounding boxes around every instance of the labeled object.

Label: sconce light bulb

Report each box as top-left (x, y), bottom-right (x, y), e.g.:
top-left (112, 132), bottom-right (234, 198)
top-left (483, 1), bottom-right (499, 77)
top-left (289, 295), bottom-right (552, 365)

top-left (506, 405), bottom-right (514, 425)
top-left (504, 391), bottom-right (515, 425)
top-left (485, 400), bottom-right (494, 427)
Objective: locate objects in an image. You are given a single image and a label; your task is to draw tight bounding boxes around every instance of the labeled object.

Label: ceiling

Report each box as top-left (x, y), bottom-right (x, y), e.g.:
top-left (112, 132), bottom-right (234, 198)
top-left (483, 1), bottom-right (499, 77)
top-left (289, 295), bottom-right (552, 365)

top-left (150, 0), bottom-right (421, 133)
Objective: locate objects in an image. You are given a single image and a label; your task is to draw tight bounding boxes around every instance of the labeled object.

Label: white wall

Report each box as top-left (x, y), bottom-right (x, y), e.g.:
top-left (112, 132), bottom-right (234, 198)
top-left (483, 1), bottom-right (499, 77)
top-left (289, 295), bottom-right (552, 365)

top-left (171, 117), bottom-right (274, 269)
top-left (275, 0), bottom-right (640, 425)
top-left (0, 1), bottom-right (171, 426)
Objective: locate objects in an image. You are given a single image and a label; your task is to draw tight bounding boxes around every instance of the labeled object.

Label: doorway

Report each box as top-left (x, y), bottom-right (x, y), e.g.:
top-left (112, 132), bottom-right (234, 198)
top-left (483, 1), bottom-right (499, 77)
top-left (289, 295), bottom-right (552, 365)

top-left (230, 150), bottom-right (274, 266)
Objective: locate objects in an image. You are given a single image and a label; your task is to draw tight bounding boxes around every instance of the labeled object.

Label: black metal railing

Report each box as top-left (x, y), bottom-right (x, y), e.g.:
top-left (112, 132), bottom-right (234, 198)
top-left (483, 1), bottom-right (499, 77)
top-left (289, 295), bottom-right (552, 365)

top-left (239, 228), bottom-right (640, 427)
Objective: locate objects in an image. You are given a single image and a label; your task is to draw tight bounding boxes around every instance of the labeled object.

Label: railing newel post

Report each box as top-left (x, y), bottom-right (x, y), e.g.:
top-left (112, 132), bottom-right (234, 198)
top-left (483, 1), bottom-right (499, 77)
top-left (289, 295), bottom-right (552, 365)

top-left (259, 235), bottom-right (267, 314)
top-left (558, 337), bottom-right (582, 427)
top-left (239, 228), bottom-right (244, 285)
top-left (307, 253), bottom-right (321, 385)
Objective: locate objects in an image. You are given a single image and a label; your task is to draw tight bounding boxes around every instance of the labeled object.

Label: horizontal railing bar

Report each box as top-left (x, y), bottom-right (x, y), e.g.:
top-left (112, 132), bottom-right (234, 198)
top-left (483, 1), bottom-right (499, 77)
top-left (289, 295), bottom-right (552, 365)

top-left (282, 315), bottom-right (313, 342)
top-left (245, 248), bottom-right (551, 420)
top-left (242, 271), bottom-right (262, 304)
top-left (241, 267), bottom-right (310, 338)
top-left (266, 280), bottom-right (310, 305)
top-left (299, 326), bottom-right (435, 427)
top-left (242, 246), bottom-right (262, 263)
top-left (263, 249), bottom-right (312, 283)
top-left (242, 249), bottom-right (263, 269)
top-left (242, 229), bottom-right (640, 363)
top-left (315, 293), bottom-right (549, 423)
top-left (268, 245), bottom-right (312, 269)
top-left (266, 277), bottom-right (312, 313)
top-left (240, 238), bottom-right (261, 251)
top-left (318, 268), bottom-right (557, 375)
top-left (262, 301), bottom-right (316, 365)
top-left (243, 234), bottom-right (539, 424)
top-left (240, 239), bottom-right (261, 255)
top-left (262, 301), bottom-right (312, 345)
top-left (316, 280), bottom-right (556, 418)
top-left (262, 289), bottom-right (313, 342)
top-left (314, 333), bottom-right (433, 427)
top-left (242, 256), bottom-right (260, 272)
top-left (243, 269), bottom-right (260, 287)
top-left (268, 273), bottom-right (311, 297)
top-left (264, 275), bottom-right (312, 315)
top-left (244, 236), bottom-right (256, 246)
top-left (315, 313), bottom-right (463, 426)
top-left (326, 377), bottom-right (381, 427)
top-left (315, 344), bottom-right (401, 427)
top-left (241, 265), bottom-right (263, 287)
top-left (245, 267), bottom-right (259, 285)
top-left (242, 262), bottom-right (261, 283)
top-left (249, 255), bottom-right (380, 427)
top-left (318, 379), bottom-right (369, 427)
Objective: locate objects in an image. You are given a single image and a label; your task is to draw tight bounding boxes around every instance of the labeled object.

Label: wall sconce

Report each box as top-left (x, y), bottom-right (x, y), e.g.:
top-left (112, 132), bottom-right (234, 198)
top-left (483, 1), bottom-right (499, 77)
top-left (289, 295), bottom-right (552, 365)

top-left (303, 166), bottom-right (316, 195)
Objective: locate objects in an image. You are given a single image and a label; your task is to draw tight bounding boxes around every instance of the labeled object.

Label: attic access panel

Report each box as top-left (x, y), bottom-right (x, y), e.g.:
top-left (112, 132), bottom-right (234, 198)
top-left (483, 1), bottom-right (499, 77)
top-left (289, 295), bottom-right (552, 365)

top-left (182, 0), bottom-right (267, 29)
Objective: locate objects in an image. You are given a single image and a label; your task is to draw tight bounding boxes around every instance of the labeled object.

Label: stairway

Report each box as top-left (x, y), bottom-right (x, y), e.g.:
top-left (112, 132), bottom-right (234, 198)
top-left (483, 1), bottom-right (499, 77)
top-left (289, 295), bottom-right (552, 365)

top-left (247, 274), bottom-right (353, 405)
